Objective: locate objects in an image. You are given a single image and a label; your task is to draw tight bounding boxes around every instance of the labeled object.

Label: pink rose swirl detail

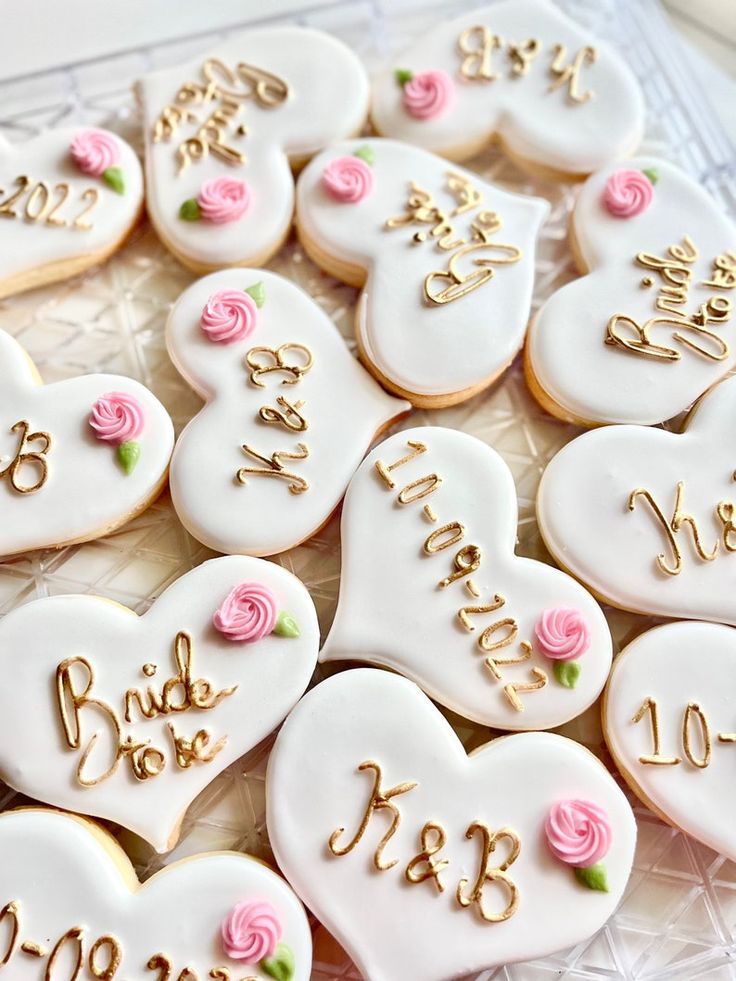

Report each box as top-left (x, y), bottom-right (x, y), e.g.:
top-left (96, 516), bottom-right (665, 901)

top-left (322, 156), bottom-right (374, 203)
top-left (546, 799), bottom-right (612, 868)
top-left (221, 900), bottom-right (282, 963)
top-left (403, 69), bottom-right (454, 120)
top-left (197, 177), bottom-right (250, 224)
top-left (603, 169), bottom-right (653, 218)
top-left (213, 582), bottom-right (278, 643)
top-left (534, 608), bottom-right (591, 661)
top-left (89, 392), bottom-right (145, 445)
top-left (200, 289), bottom-right (258, 344)
top-left (70, 128), bottom-right (120, 177)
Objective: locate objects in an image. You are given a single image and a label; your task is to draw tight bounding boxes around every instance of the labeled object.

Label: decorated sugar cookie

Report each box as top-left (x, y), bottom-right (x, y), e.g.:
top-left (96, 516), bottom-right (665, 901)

top-left (604, 620), bottom-right (736, 861)
top-left (267, 669), bottom-right (636, 980)
top-left (297, 138), bottom-right (548, 407)
top-left (0, 329), bottom-right (173, 557)
top-left (321, 427), bottom-right (612, 728)
top-left (166, 269), bottom-right (408, 556)
top-left (0, 556), bottom-right (318, 852)
top-left (526, 157), bottom-right (736, 426)
top-left (370, 0), bottom-right (644, 178)
top-left (137, 27), bottom-right (368, 273)
top-left (0, 808), bottom-right (311, 979)
top-left (537, 375), bottom-right (736, 624)
top-left (0, 127), bottom-right (143, 299)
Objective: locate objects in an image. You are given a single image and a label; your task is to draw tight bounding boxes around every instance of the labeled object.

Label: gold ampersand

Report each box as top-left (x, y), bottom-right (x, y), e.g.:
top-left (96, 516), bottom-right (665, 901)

top-left (405, 821), bottom-right (450, 893)
top-left (0, 420), bottom-right (51, 494)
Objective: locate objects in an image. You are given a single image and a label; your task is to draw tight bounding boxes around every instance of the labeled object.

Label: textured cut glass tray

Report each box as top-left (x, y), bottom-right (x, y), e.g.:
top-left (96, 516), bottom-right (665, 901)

top-left (1, 1), bottom-right (736, 978)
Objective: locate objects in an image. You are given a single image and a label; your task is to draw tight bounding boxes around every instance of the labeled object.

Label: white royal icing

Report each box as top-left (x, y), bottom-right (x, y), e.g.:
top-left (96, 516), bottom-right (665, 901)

top-left (370, 0), bottom-right (644, 175)
top-left (537, 375), bottom-right (736, 623)
top-left (167, 269), bottom-right (408, 556)
top-left (527, 156), bottom-right (736, 425)
top-left (0, 128), bottom-right (143, 297)
top-left (0, 556), bottom-right (318, 852)
top-left (0, 329), bottom-right (173, 557)
top-left (321, 426), bottom-right (612, 728)
top-left (267, 668), bottom-right (636, 981)
top-left (604, 620), bottom-right (736, 861)
top-left (138, 26), bottom-right (369, 270)
top-left (0, 808), bottom-right (312, 979)
top-left (297, 138), bottom-right (548, 401)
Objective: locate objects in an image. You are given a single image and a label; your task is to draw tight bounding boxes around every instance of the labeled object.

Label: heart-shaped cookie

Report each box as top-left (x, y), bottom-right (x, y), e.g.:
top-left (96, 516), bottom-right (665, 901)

top-left (537, 374), bottom-right (736, 623)
top-left (0, 556), bottom-right (318, 852)
top-left (267, 668), bottom-right (636, 980)
top-left (166, 269), bottom-right (408, 556)
top-left (296, 138), bottom-right (549, 407)
top-left (370, 0), bottom-right (644, 178)
top-left (604, 620), bottom-right (736, 860)
top-left (0, 808), bottom-right (312, 980)
top-left (0, 329), bottom-right (174, 557)
top-left (321, 427), bottom-right (612, 729)
top-left (0, 127), bottom-right (143, 299)
top-left (138, 26), bottom-right (368, 273)
top-left (526, 157), bottom-right (736, 425)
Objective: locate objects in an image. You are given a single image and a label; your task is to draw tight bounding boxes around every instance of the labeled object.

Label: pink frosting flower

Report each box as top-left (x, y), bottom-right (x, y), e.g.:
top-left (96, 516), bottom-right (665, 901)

top-left (545, 799), bottom-right (612, 868)
top-left (197, 177), bottom-right (250, 224)
top-left (534, 608), bottom-right (591, 661)
top-left (603, 169), bottom-right (654, 218)
top-left (70, 128), bottom-right (120, 177)
top-left (322, 155), bottom-right (374, 203)
top-left (89, 392), bottom-right (145, 445)
top-left (221, 900), bottom-right (282, 963)
top-left (201, 289), bottom-right (258, 344)
top-left (402, 69), bottom-right (454, 120)
top-left (213, 582), bottom-right (277, 643)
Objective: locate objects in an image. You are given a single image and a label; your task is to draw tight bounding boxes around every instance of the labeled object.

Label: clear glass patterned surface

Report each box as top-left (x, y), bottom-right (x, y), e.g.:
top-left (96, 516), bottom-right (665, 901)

top-left (1, 1), bottom-right (736, 978)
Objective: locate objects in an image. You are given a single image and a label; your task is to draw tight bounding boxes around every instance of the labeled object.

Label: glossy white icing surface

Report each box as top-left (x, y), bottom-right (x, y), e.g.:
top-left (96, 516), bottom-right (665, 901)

top-left (537, 375), bottom-right (736, 622)
top-left (370, 0), bottom-right (644, 175)
top-left (167, 269), bottom-right (408, 556)
top-left (268, 669), bottom-right (636, 981)
top-left (139, 27), bottom-right (369, 269)
top-left (605, 621), bottom-right (736, 860)
top-left (0, 329), bottom-right (173, 556)
top-left (528, 157), bottom-right (736, 425)
top-left (0, 128), bottom-right (143, 286)
top-left (0, 557), bottom-right (318, 852)
top-left (321, 427), bottom-right (612, 728)
top-left (297, 138), bottom-right (548, 398)
top-left (0, 808), bottom-right (312, 979)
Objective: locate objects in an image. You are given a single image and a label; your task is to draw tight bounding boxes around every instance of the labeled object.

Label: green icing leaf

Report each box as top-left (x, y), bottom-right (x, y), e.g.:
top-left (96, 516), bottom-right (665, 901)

top-left (116, 440), bottom-right (141, 475)
top-left (553, 659), bottom-right (582, 689)
top-left (102, 165), bottom-right (125, 195)
top-left (245, 281), bottom-right (266, 308)
top-left (273, 611), bottom-right (300, 638)
top-left (353, 144), bottom-right (375, 166)
top-left (261, 943), bottom-right (295, 981)
top-left (642, 167), bottom-right (659, 185)
top-left (574, 862), bottom-right (609, 892)
top-left (395, 68), bottom-right (414, 87)
top-left (179, 198), bottom-right (201, 221)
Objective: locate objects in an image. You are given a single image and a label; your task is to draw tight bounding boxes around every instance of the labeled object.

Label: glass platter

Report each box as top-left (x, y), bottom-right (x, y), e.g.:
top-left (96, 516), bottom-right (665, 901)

top-left (1, 1), bottom-right (736, 977)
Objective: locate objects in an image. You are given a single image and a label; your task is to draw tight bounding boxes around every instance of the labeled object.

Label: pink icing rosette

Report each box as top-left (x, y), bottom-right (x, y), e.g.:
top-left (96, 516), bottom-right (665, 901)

top-left (213, 582), bottom-right (277, 643)
top-left (70, 128), bottom-right (120, 177)
top-left (89, 392), bottom-right (145, 445)
top-left (534, 608), bottom-right (591, 661)
top-left (603, 169), bottom-right (653, 218)
top-left (200, 289), bottom-right (258, 344)
top-left (322, 155), bottom-right (374, 203)
top-left (221, 900), bottom-right (282, 963)
top-left (545, 799), bottom-right (612, 868)
top-left (197, 177), bottom-right (250, 224)
top-left (402, 69), bottom-right (454, 120)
